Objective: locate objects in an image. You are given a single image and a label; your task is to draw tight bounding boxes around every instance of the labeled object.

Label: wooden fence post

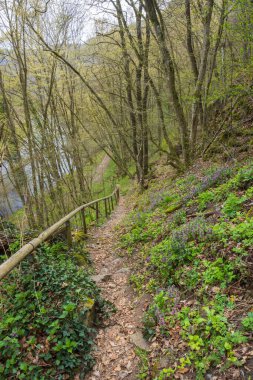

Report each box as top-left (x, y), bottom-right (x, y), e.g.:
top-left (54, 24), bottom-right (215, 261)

top-left (104, 198), bottom-right (108, 217)
top-left (96, 202), bottom-right (99, 224)
top-left (80, 209), bottom-right (87, 235)
top-left (65, 220), bottom-right (72, 247)
top-left (110, 195), bottom-right (114, 211)
top-left (108, 197), bottom-right (111, 214)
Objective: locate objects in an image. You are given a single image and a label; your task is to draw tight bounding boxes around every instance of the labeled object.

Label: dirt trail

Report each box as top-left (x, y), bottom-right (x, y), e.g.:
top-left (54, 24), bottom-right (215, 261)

top-left (85, 197), bottom-right (149, 380)
top-left (93, 155), bottom-right (111, 183)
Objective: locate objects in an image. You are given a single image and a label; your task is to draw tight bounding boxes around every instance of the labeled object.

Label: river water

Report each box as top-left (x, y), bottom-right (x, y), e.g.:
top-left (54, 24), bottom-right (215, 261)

top-left (0, 163), bottom-right (24, 217)
top-left (0, 154), bottom-right (109, 218)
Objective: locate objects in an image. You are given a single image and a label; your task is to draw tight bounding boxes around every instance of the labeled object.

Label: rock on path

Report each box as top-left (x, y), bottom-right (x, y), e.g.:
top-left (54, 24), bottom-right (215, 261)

top-left (84, 198), bottom-right (149, 380)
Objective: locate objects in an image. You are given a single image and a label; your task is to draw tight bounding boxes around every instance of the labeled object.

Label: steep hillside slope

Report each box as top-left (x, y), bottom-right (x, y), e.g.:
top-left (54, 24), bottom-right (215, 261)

top-left (119, 158), bottom-right (253, 379)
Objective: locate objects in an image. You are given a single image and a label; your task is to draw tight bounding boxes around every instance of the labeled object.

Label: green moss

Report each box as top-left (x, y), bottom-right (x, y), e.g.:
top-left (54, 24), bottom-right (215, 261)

top-left (165, 203), bottom-right (182, 214)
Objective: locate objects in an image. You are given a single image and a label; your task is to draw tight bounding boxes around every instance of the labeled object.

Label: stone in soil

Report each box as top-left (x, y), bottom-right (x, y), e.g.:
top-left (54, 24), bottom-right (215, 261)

top-left (130, 331), bottom-right (150, 351)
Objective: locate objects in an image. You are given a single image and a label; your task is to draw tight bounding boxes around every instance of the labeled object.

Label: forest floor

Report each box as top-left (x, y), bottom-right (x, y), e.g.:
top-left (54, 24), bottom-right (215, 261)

top-left (85, 197), bottom-right (149, 380)
top-left (115, 158), bottom-right (253, 379)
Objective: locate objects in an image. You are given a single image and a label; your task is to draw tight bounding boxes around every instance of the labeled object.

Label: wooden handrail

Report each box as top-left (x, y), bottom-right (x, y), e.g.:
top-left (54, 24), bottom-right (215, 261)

top-left (0, 186), bottom-right (120, 280)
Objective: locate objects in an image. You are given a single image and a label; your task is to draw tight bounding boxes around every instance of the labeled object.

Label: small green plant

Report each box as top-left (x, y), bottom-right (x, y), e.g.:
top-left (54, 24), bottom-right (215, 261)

top-left (202, 258), bottom-right (236, 287)
top-left (241, 312), bottom-right (253, 331)
top-left (176, 305), bottom-right (247, 378)
top-left (129, 273), bottom-right (146, 293)
top-left (222, 193), bottom-right (245, 217)
top-left (230, 218), bottom-right (253, 245)
top-left (174, 261), bottom-right (200, 288)
top-left (188, 335), bottom-right (204, 351)
top-left (156, 367), bottom-right (175, 379)
top-left (237, 166), bottom-right (253, 189)
top-left (136, 348), bottom-right (149, 380)
top-left (170, 209), bottom-right (187, 227)
top-left (198, 190), bottom-right (215, 210)
top-left (143, 288), bottom-right (179, 338)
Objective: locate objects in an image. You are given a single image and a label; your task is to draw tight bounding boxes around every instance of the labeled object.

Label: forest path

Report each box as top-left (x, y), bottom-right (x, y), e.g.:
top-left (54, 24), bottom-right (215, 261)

top-left (85, 197), bottom-right (149, 380)
top-left (93, 155), bottom-right (111, 183)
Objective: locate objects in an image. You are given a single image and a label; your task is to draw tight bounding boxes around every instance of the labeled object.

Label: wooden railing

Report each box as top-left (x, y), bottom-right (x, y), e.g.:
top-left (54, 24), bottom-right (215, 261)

top-left (0, 186), bottom-right (120, 280)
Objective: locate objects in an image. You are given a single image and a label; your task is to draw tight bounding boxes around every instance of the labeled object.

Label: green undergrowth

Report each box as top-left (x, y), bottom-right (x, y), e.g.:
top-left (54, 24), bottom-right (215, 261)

top-left (0, 241), bottom-right (113, 379)
top-left (92, 159), bottom-right (133, 198)
top-left (120, 159), bottom-right (253, 379)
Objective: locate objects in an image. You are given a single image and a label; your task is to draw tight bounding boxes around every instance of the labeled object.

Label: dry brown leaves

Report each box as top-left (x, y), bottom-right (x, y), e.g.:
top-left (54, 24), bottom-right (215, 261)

top-left (84, 199), bottom-right (142, 380)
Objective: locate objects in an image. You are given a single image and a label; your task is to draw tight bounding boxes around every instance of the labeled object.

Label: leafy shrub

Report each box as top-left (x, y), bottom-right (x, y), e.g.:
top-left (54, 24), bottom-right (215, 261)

top-left (149, 192), bottom-right (180, 211)
top-left (121, 226), bottom-right (150, 246)
top-left (171, 218), bottom-right (212, 243)
top-left (136, 348), bottom-right (149, 380)
top-left (230, 218), bottom-right (253, 245)
top-left (195, 165), bottom-right (253, 211)
top-left (149, 238), bottom-right (194, 281)
top-left (174, 261), bottom-right (200, 289)
top-left (121, 211), bottom-right (164, 246)
top-left (176, 306), bottom-right (247, 378)
top-left (143, 288), bottom-right (180, 339)
top-left (129, 273), bottom-right (146, 293)
top-left (241, 312), bottom-right (253, 331)
top-left (198, 190), bottom-right (215, 210)
top-left (170, 209), bottom-right (187, 227)
top-left (222, 193), bottom-right (245, 217)
top-left (218, 165), bottom-right (253, 194)
top-left (145, 295), bottom-right (247, 378)
top-left (184, 167), bottom-right (232, 204)
top-left (236, 166), bottom-right (253, 189)
top-left (202, 258), bottom-right (236, 287)
top-left (146, 218), bottom-right (210, 283)
top-left (213, 217), bottom-right (253, 246)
